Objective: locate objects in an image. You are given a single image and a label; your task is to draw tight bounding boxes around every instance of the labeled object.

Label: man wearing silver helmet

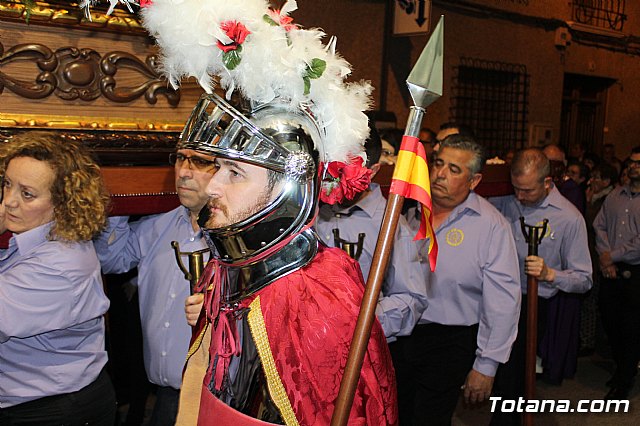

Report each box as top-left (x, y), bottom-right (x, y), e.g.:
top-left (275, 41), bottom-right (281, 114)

top-left (127, 0), bottom-right (399, 424)
top-left (178, 89), bottom-right (397, 425)
top-left (72, 0), bottom-right (399, 423)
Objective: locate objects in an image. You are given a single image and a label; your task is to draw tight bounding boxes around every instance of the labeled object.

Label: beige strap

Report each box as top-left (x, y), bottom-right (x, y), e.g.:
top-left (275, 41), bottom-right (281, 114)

top-left (175, 325), bottom-right (211, 426)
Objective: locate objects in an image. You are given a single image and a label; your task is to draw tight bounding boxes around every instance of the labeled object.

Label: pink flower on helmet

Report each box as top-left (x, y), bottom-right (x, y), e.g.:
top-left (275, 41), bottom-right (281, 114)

top-left (139, 0), bottom-right (153, 7)
top-left (265, 9), bottom-right (297, 32)
top-left (217, 21), bottom-right (251, 53)
top-left (320, 157), bottom-right (372, 205)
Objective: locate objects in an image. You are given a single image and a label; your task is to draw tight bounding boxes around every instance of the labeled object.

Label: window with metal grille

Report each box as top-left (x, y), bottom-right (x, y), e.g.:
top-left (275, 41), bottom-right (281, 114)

top-left (572, 0), bottom-right (626, 31)
top-left (450, 57), bottom-right (529, 157)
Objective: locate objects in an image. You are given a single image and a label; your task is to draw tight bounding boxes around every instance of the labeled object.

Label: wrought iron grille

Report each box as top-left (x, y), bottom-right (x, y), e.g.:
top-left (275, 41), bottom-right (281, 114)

top-left (450, 57), bottom-right (529, 157)
top-left (572, 0), bottom-right (626, 31)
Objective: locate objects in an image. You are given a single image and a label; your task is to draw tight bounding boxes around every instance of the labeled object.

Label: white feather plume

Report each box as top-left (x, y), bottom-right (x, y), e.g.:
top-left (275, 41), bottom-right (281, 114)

top-left (140, 0), bottom-right (371, 163)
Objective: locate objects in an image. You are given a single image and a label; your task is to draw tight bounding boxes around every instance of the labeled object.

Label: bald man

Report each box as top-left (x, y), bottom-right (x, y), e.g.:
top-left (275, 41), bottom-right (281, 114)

top-left (490, 148), bottom-right (592, 425)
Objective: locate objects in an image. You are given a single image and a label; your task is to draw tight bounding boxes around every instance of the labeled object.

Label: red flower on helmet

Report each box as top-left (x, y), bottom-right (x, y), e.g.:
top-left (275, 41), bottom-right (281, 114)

top-left (217, 21), bottom-right (251, 53)
top-left (139, 0), bottom-right (153, 7)
top-left (320, 157), bottom-right (372, 205)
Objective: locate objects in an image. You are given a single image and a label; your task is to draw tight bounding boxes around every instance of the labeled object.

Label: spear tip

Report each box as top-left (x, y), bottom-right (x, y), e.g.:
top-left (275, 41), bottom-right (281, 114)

top-left (407, 15), bottom-right (445, 109)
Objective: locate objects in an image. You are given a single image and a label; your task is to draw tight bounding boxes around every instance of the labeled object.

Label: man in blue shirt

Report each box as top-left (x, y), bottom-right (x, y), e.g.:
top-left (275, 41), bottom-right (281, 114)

top-left (491, 148), bottom-right (592, 425)
top-left (315, 127), bottom-right (428, 342)
top-left (94, 146), bottom-right (215, 426)
top-left (394, 135), bottom-right (521, 425)
top-left (594, 146), bottom-right (640, 400)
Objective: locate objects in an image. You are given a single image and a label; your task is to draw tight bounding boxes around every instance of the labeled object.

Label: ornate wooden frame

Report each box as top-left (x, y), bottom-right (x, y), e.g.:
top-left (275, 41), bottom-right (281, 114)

top-left (0, 1), bottom-right (194, 166)
top-left (0, 43), bottom-right (181, 106)
top-left (0, 123), bottom-right (181, 166)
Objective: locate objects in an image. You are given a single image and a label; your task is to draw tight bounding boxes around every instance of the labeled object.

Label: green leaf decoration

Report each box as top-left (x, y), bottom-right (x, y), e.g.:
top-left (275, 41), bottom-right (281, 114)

top-left (263, 14), bottom-right (279, 26)
top-left (302, 58), bottom-right (326, 95)
top-left (222, 45), bottom-right (243, 70)
top-left (307, 58), bottom-right (326, 79)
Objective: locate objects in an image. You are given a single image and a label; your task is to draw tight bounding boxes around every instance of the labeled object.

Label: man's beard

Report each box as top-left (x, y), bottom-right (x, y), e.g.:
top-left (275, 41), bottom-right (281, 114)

top-left (204, 188), bottom-right (274, 229)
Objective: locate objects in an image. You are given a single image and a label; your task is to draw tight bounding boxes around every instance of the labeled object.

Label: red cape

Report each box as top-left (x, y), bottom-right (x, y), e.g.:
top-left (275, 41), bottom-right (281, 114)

top-left (192, 245), bottom-right (398, 425)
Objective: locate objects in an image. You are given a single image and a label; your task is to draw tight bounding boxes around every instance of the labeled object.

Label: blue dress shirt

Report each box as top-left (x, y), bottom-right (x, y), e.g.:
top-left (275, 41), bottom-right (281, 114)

top-left (94, 207), bottom-right (208, 390)
top-left (316, 184), bottom-right (429, 341)
top-left (418, 191), bottom-right (521, 377)
top-left (0, 223), bottom-right (109, 408)
top-left (593, 185), bottom-right (640, 265)
top-left (491, 185), bottom-right (593, 298)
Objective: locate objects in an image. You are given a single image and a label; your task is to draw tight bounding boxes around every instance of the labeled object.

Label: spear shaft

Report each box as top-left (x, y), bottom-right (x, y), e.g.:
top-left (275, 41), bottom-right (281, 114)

top-left (330, 16), bottom-right (444, 425)
top-left (330, 192), bottom-right (405, 426)
top-left (331, 105), bottom-right (426, 426)
top-left (520, 218), bottom-right (547, 426)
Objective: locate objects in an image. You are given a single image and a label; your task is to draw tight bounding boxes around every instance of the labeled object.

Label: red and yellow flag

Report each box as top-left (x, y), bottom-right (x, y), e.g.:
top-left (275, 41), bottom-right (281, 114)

top-left (389, 135), bottom-right (438, 271)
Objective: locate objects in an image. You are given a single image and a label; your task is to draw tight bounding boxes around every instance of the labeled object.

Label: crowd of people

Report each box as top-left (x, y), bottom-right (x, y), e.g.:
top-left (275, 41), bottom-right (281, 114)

top-left (383, 124), bottom-right (639, 423)
top-left (1, 0), bottom-right (639, 425)
top-left (0, 78), bottom-right (636, 426)
top-left (2, 122), bottom-right (637, 426)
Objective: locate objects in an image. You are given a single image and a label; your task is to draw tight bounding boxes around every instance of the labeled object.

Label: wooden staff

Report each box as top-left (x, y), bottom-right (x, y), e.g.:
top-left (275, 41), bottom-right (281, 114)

top-left (330, 191), bottom-right (405, 426)
top-left (519, 217), bottom-right (547, 426)
top-left (330, 16), bottom-right (445, 426)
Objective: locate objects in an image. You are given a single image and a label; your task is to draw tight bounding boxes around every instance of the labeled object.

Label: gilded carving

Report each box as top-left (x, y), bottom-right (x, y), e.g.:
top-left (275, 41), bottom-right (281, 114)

top-left (0, 113), bottom-right (185, 132)
top-left (0, 2), bottom-right (186, 166)
top-left (0, 126), bottom-right (180, 165)
top-left (0, 0), bottom-right (146, 35)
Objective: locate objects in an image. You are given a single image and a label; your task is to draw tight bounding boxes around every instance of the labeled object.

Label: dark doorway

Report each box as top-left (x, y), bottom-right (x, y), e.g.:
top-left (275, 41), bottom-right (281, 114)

top-left (560, 73), bottom-right (615, 155)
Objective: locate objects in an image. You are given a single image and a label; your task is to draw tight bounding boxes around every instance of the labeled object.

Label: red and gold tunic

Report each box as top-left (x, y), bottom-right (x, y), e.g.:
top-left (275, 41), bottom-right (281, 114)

top-left (177, 245), bottom-right (398, 426)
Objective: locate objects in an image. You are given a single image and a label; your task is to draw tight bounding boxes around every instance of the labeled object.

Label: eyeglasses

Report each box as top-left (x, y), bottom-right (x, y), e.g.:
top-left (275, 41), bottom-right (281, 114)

top-left (628, 159), bottom-right (640, 167)
top-left (169, 153), bottom-right (216, 171)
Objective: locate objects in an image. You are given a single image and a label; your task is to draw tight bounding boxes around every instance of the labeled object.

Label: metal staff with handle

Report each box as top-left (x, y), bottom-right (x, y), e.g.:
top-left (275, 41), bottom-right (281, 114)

top-left (171, 241), bottom-right (211, 295)
top-left (333, 228), bottom-right (366, 262)
top-left (519, 217), bottom-right (548, 426)
top-left (330, 16), bottom-right (445, 426)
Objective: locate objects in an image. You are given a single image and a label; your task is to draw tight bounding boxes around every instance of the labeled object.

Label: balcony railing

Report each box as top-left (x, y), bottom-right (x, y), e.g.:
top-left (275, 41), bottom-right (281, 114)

top-left (572, 0), bottom-right (626, 31)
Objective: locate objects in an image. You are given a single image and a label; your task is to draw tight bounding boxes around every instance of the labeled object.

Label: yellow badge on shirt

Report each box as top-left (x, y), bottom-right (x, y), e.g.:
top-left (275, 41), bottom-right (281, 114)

top-left (536, 220), bottom-right (554, 240)
top-left (446, 228), bottom-right (464, 247)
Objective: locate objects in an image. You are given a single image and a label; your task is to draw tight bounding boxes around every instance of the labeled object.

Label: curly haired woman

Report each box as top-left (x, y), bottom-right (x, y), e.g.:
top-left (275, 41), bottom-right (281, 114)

top-left (0, 132), bottom-right (115, 425)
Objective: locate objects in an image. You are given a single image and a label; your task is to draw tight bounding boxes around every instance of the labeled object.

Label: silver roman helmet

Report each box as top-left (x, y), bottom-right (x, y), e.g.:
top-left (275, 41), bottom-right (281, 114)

top-left (179, 92), bottom-right (322, 264)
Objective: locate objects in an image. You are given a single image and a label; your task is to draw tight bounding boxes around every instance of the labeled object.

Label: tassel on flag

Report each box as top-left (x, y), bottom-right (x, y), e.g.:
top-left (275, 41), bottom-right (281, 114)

top-left (389, 135), bottom-right (438, 271)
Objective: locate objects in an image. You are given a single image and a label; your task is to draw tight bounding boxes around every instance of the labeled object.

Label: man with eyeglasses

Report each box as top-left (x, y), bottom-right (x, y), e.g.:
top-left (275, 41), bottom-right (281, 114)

top-left (594, 145), bottom-right (640, 400)
top-left (94, 145), bottom-right (215, 426)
